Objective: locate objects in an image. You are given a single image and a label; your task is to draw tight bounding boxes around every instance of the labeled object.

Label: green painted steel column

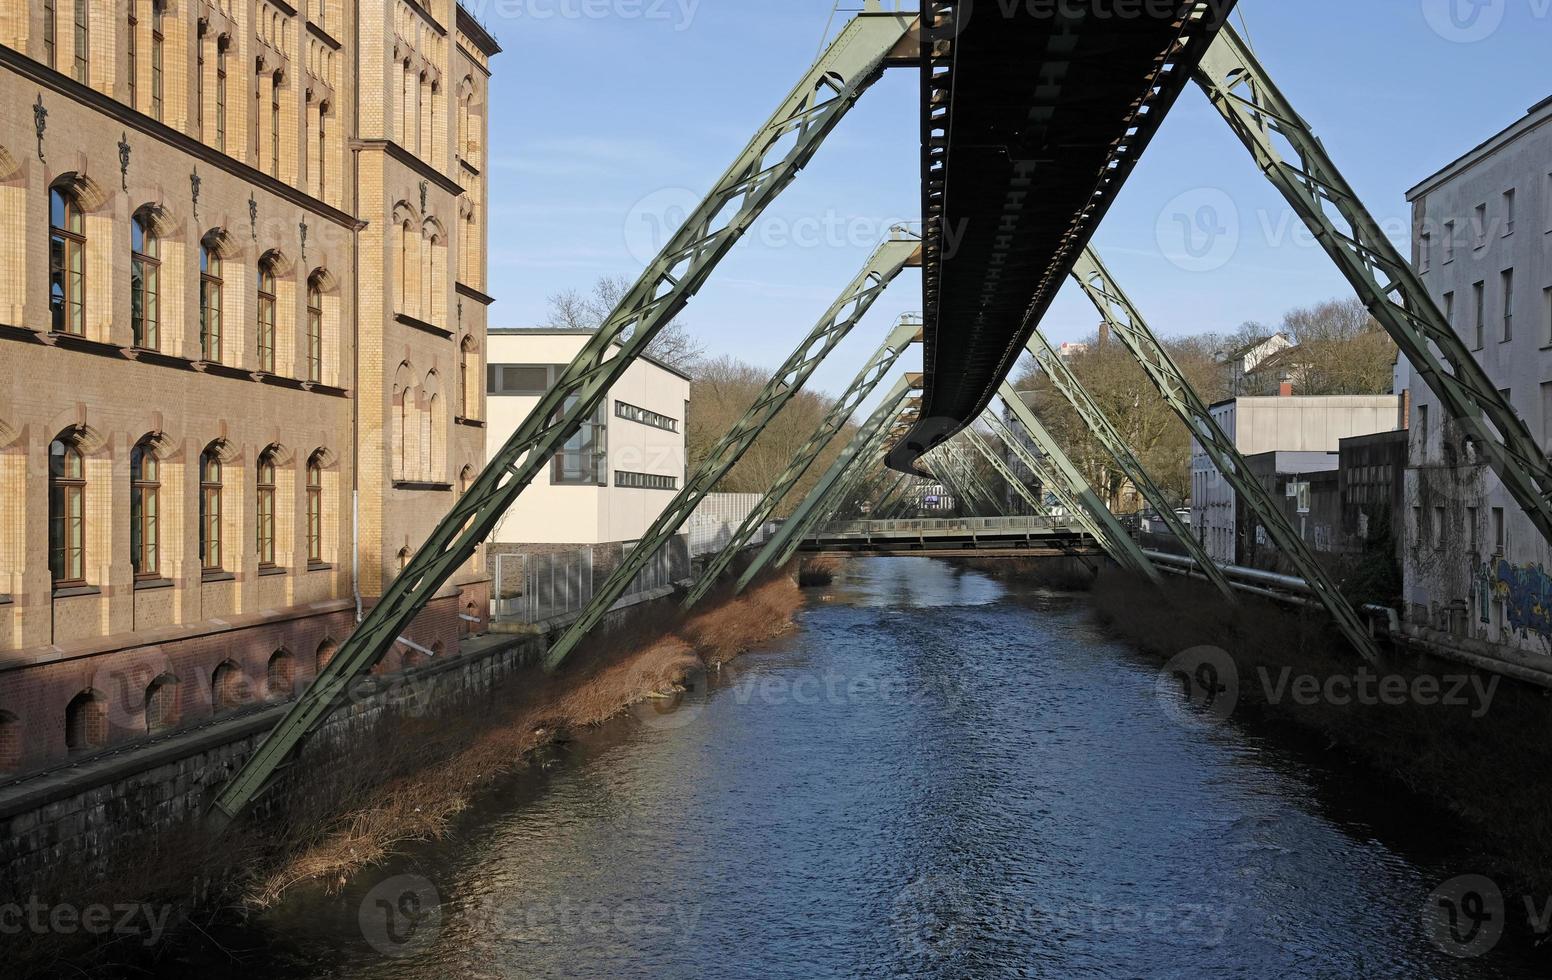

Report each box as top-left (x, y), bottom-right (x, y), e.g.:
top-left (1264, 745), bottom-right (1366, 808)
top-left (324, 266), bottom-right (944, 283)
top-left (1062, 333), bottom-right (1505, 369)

top-left (206, 11), bottom-right (920, 827)
top-left (1072, 247), bottom-right (1378, 662)
top-left (998, 381), bottom-right (1162, 584)
top-left (545, 235), bottom-right (920, 670)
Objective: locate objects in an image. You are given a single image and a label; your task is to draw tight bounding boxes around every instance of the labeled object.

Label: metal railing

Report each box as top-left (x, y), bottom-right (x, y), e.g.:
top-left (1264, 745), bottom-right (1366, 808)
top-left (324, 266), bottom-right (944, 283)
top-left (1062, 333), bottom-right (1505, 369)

top-left (492, 548), bottom-right (594, 625)
top-left (816, 516), bottom-right (1067, 537)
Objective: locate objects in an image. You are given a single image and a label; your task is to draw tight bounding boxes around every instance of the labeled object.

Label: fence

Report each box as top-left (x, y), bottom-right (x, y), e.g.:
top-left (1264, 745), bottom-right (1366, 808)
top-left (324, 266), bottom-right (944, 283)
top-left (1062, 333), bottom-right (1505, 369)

top-left (685, 492), bottom-right (765, 557)
top-left (492, 548), bottom-right (594, 625)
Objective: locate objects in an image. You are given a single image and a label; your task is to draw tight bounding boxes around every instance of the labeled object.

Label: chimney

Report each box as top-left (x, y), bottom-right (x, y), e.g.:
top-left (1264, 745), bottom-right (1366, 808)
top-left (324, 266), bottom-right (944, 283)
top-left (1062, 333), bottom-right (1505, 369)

top-left (1279, 378), bottom-right (1294, 398)
top-left (1098, 319), bottom-right (1110, 348)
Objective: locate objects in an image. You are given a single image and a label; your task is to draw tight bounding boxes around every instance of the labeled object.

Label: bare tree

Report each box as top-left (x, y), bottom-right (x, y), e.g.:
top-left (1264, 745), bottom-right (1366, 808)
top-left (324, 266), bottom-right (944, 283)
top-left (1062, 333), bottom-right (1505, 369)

top-left (544, 274), bottom-right (705, 372)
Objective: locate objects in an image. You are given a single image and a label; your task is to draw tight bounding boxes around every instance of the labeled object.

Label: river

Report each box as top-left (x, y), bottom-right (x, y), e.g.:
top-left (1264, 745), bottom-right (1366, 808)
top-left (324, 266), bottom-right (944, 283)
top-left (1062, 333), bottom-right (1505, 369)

top-left (182, 558), bottom-right (1548, 978)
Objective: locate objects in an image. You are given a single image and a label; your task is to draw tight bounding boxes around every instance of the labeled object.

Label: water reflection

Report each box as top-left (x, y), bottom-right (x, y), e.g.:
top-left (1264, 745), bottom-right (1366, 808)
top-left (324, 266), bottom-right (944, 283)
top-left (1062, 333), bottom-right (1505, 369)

top-left (194, 558), bottom-right (1547, 978)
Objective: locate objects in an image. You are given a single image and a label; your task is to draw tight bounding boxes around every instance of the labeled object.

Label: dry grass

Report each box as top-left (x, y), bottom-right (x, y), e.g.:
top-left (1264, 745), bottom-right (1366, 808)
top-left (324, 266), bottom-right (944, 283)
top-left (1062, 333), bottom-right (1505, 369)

top-left (252, 572), bottom-right (802, 905)
top-left (797, 557), bottom-right (843, 587)
top-left (1086, 572), bottom-right (1552, 895)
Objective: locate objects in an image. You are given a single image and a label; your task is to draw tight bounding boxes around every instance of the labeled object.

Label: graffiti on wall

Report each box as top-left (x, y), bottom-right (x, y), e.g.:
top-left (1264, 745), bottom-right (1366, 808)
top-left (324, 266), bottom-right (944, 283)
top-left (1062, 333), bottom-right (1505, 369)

top-left (1478, 558), bottom-right (1552, 638)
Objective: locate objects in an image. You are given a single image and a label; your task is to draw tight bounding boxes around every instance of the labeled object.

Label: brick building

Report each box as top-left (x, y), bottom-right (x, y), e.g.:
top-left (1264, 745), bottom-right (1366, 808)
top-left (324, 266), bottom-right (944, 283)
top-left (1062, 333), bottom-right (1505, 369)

top-left (0, 0), bottom-right (500, 774)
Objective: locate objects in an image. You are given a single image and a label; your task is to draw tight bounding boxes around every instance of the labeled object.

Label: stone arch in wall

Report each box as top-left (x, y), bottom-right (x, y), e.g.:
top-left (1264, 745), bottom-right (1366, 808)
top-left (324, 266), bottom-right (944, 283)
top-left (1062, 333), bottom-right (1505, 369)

top-left (65, 689), bottom-right (108, 754)
top-left (267, 648), bottom-right (297, 700)
top-left (316, 637), bottom-right (338, 672)
top-left (392, 359), bottom-right (417, 482)
top-left (0, 145), bottom-right (25, 324)
top-left (145, 673), bottom-right (180, 733)
top-left (211, 659), bottom-right (250, 712)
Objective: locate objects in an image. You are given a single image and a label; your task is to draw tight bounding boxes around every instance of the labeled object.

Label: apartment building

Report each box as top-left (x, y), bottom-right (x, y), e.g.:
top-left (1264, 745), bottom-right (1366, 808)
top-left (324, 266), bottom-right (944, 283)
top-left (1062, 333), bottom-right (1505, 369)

top-left (0, 0), bottom-right (499, 774)
top-left (1403, 96), bottom-right (1552, 651)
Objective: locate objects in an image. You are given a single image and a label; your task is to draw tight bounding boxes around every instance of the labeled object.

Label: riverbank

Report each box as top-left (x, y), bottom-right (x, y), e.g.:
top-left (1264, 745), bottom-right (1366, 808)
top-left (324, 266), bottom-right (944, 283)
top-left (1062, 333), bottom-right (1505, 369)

top-left (5, 571), bottom-right (803, 978)
top-left (1076, 570), bottom-right (1552, 905)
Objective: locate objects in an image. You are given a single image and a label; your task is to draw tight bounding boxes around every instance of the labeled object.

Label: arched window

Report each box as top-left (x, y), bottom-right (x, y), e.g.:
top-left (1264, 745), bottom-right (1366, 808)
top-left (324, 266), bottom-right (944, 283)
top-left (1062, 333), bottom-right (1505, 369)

top-left (257, 255), bottom-right (277, 372)
top-left (131, 210), bottom-right (160, 349)
top-left (145, 675), bottom-right (177, 733)
top-left (256, 448), bottom-right (276, 567)
top-left (398, 220), bottom-right (412, 313)
top-left (130, 437), bottom-right (160, 579)
top-left (267, 650), bottom-right (295, 700)
top-left (200, 243), bottom-right (223, 362)
top-left (211, 661), bottom-right (246, 711)
top-left (49, 433), bottom-right (87, 585)
top-left (317, 100), bottom-right (330, 200)
top-left (306, 452), bottom-right (324, 565)
top-left (306, 272), bottom-right (324, 382)
top-left (65, 690), bottom-right (105, 754)
top-left (49, 186), bottom-right (86, 335)
top-left (459, 336), bottom-right (479, 420)
top-left (397, 546), bottom-right (410, 574)
top-left (0, 711), bottom-right (19, 772)
top-left (199, 445), bottom-right (223, 572)
top-left (43, 0), bottom-right (56, 67)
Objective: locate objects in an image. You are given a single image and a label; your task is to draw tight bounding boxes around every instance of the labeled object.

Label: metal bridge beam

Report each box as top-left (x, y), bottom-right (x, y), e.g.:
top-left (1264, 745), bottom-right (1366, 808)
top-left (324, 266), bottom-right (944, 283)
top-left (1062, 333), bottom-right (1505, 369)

top-left (1071, 247), bottom-right (1378, 663)
top-left (1024, 330), bottom-right (1236, 602)
top-left (997, 382), bottom-right (1162, 583)
top-left (207, 12), bottom-right (919, 826)
top-left (1197, 25), bottom-right (1552, 552)
top-left (545, 235), bottom-right (920, 669)
top-left (737, 377), bottom-right (917, 591)
top-left (963, 425), bottom-right (1047, 516)
top-left (985, 411), bottom-right (1112, 553)
top-left (933, 444), bottom-right (1003, 515)
top-left (683, 315), bottom-right (922, 608)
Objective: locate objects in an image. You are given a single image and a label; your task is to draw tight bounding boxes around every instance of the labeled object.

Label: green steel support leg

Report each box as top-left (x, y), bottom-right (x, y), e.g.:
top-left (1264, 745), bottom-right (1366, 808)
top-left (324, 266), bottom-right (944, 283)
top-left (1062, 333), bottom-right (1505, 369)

top-left (865, 471), bottom-right (913, 517)
top-left (990, 395), bottom-right (1152, 577)
top-left (963, 425), bottom-right (1046, 515)
top-left (546, 235), bottom-right (919, 670)
top-left (922, 455), bottom-right (977, 515)
top-left (682, 313), bottom-right (921, 608)
top-left (1197, 25), bottom-right (1552, 550)
top-left (1072, 247), bottom-right (1378, 663)
top-left (1025, 330), bottom-right (1236, 602)
top-left (206, 12), bottom-right (919, 826)
top-left (738, 377), bottom-right (915, 591)
top-left (941, 443), bottom-right (1005, 515)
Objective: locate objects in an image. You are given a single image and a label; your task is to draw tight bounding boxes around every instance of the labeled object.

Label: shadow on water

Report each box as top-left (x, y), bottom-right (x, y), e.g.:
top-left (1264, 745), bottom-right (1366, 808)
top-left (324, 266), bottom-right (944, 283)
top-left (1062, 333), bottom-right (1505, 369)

top-left (166, 558), bottom-right (1550, 979)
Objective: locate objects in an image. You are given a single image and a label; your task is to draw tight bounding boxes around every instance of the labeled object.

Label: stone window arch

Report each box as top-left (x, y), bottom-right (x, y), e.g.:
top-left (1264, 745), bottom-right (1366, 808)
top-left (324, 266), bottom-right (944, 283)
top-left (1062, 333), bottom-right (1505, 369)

top-left (49, 428), bottom-right (88, 585)
top-left (130, 434), bottom-right (162, 579)
top-left (145, 674), bottom-right (179, 733)
top-left (0, 710), bottom-right (20, 772)
top-left (267, 649), bottom-right (296, 700)
top-left (316, 638), bottom-right (338, 672)
top-left (211, 660), bottom-right (248, 712)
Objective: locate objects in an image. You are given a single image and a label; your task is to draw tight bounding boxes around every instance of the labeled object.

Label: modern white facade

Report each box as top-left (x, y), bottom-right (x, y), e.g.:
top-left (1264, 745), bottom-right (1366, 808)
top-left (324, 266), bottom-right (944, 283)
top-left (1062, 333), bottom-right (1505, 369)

top-left (485, 329), bottom-right (691, 545)
top-left (1192, 395), bottom-right (1404, 563)
top-left (1403, 96), bottom-right (1552, 650)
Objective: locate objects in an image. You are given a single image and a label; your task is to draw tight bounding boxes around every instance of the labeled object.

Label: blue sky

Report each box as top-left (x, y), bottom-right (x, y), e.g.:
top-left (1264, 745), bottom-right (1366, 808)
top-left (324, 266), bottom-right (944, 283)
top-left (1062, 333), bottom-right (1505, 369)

top-left (469, 0), bottom-right (1548, 406)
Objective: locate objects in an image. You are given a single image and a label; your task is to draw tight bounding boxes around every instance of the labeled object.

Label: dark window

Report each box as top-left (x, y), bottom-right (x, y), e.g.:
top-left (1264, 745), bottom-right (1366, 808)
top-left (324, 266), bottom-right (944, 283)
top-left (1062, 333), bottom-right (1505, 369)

top-left (65, 691), bottom-right (105, 754)
top-left (200, 446), bottom-right (223, 571)
top-left (616, 470), bottom-right (677, 491)
top-left (49, 435), bottom-right (86, 585)
top-left (487, 363), bottom-right (560, 395)
top-left (256, 450), bottom-right (276, 567)
top-left (615, 400), bottom-right (678, 432)
top-left (306, 454), bottom-right (324, 564)
top-left (150, 1), bottom-right (164, 119)
top-left (552, 397), bottom-right (607, 486)
top-left (49, 187), bottom-right (86, 335)
top-left (131, 212), bottom-right (160, 349)
top-left (131, 439), bottom-right (160, 578)
top-left (306, 274), bottom-right (324, 382)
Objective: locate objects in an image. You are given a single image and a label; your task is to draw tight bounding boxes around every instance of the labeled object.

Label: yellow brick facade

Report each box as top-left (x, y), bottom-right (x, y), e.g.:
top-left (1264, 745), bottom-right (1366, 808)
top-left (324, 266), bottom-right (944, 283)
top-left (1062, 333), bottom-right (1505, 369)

top-left (0, 0), bottom-right (499, 772)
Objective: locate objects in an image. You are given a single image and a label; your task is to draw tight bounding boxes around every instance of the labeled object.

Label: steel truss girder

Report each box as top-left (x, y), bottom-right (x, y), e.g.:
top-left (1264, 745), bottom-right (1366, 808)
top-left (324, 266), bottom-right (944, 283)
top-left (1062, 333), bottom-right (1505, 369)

top-left (963, 425), bottom-right (1046, 515)
top-left (870, 471), bottom-right (915, 518)
top-left (1025, 330), bottom-right (1236, 602)
top-left (921, 454), bottom-right (980, 516)
top-left (936, 442), bottom-right (1004, 515)
top-left (993, 385), bottom-right (1159, 582)
top-left (546, 235), bottom-right (920, 669)
top-left (683, 315), bottom-right (923, 609)
top-left (1071, 247), bottom-right (1378, 662)
top-left (984, 412), bottom-right (1106, 548)
top-left (738, 377), bottom-right (917, 590)
top-left (1197, 25), bottom-right (1552, 552)
top-left (206, 13), bottom-right (918, 826)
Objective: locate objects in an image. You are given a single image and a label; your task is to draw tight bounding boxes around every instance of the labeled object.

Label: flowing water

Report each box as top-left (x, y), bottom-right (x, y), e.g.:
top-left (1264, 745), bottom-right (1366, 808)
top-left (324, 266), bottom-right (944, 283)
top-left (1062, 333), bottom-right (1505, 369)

top-left (182, 558), bottom-right (1548, 978)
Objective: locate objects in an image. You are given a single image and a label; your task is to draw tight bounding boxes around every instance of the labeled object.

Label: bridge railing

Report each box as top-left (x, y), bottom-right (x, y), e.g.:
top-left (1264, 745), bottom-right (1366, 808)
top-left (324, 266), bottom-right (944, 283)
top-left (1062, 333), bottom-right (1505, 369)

top-left (814, 515), bottom-right (1068, 537)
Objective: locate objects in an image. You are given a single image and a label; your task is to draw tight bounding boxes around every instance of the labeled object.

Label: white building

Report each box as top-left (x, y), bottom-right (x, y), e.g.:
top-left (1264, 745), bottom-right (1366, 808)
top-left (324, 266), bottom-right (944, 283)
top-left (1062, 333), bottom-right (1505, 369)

top-left (485, 329), bottom-right (691, 546)
top-left (1192, 395), bottom-right (1404, 563)
top-left (1403, 96), bottom-right (1552, 651)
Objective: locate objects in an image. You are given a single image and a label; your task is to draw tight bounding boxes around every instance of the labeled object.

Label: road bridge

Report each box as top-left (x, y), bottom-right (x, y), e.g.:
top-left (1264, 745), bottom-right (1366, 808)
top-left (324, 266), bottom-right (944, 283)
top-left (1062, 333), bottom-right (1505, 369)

top-left (800, 516), bottom-right (1099, 558)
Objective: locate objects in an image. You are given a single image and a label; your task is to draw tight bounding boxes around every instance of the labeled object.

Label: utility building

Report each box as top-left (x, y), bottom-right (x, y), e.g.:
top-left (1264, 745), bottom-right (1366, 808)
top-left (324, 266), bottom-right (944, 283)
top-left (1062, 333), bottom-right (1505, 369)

top-left (1403, 96), bottom-right (1552, 653)
top-left (1191, 395), bottom-right (1404, 564)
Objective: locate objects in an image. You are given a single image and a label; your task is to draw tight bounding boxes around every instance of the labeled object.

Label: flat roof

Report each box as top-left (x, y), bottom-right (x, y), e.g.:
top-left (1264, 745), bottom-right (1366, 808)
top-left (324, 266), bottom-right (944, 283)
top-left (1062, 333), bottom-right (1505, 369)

top-left (1406, 95), bottom-right (1552, 201)
top-left (488, 327), bottom-right (694, 382)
